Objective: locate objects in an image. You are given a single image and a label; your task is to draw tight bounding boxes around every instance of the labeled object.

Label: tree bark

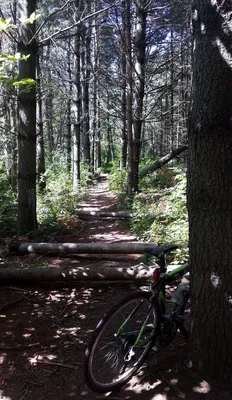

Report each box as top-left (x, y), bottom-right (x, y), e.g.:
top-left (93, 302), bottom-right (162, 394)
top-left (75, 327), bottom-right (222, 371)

top-left (18, 0), bottom-right (37, 233)
top-left (132, 0), bottom-right (147, 193)
top-left (73, 21), bottom-right (81, 189)
top-left (188, 0), bottom-right (232, 382)
top-left (37, 49), bottom-right (46, 193)
top-left (66, 35), bottom-right (72, 172)
top-left (81, 12), bottom-right (91, 166)
top-left (45, 45), bottom-right (54, 160)
top-left (125, 0), bottom-right (133, 197)
top-left (120, 0), bottom-right (127, 169)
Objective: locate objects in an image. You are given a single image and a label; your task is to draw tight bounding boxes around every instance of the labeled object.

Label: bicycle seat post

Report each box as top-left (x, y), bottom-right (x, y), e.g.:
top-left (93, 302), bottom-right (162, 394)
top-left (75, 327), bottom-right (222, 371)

top-left (158, 253), bottom-right (167, 274)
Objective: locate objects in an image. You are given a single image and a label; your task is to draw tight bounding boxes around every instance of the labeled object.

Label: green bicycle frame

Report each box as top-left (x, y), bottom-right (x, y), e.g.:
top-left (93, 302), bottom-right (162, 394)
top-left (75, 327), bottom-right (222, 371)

top-left (115, 262), bottom-right (189, 347)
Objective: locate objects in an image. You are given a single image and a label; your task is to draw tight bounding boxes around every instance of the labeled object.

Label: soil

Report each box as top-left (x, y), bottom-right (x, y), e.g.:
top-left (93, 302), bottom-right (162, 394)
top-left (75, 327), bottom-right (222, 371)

top-left (0, 176), bottom-right (231, 400)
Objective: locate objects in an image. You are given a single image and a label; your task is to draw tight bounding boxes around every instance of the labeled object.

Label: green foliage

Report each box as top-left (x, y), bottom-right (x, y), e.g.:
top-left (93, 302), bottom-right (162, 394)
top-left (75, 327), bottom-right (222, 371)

top-left (0, 17), bottom-right (35, 88)
top-left (0, 18), bottom-right (16, 31)
top-left (37, 163), bottom-right (87, 228)
top-left (23, 12), bottom-right (41, 24)
top-left (12, 77), bottom-right (35, 88)
top-left (0, 165), bottom-right (17, 232)
top-left (140, 158), bottom-right (179, 190)
top-left (0, 52), bottom-right (35, 87)
top-left (132, 170), bottom-right (188, 255)
top-left (108, 165), bottom-right (127, 194)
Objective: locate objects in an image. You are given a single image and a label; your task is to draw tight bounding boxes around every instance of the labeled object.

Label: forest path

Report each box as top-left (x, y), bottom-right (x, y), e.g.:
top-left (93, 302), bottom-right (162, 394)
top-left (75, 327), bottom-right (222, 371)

top-left (67, 174), bottom-right (136, 244)
top-left (0, 177), bottom-right (231, 400)
top-left (55, 174), bottom-right (140, 268)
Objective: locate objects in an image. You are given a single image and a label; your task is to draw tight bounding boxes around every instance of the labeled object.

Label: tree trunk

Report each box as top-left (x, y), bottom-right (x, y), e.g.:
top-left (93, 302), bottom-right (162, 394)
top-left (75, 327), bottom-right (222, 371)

top-left (96, 95), bottom-right (101, 169)
top-left (18, 0), bottom-right (37, 233)
top-left (45, 45), bottom-right (54, 161)
top-left (132, 0), bottom-right (147, 193)
top-left (66, 35), bottom-right (72, 171)
top-left (188, 0), bottom-right (232, 382)
top-left (106, 93), bottom-right (114, 165)
top-left (73, 20), bottom-right (81, 189)
top-left (125, 0), bottom-right (133, 196)
top-left (37, 49), bottom-right (46, 193)
top-left (81, 22), bottom-right (91, 166)
top-left (170, 26), bottom-right (175, 148)
top-left (120, 0), bottom-right (127, 169)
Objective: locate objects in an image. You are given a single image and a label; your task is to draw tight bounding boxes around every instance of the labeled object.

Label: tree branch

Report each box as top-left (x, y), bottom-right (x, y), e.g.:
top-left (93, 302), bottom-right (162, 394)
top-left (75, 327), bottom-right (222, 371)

top-left (139, 145), bottom-right (188, 178)
top-left (29, 0), bottom-right (72, 43)
top-left (38, 3), bottom-right (118, 46)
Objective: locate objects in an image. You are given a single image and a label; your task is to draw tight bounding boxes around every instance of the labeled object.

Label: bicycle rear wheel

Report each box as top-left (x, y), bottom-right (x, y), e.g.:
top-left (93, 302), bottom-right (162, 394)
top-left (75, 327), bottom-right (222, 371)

top-left (84, 291), bottom-right (160, 393)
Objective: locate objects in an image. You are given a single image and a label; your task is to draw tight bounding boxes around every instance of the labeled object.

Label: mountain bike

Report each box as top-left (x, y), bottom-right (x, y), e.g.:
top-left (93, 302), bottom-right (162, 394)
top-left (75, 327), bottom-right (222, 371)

top-left (84, 244), bottom-right (190, 393)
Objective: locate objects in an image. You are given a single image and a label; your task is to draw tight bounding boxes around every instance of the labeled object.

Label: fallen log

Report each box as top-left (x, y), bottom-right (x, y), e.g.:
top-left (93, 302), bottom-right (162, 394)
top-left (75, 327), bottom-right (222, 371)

top-left (76, 210), bottom-right (132, 218)
top-left (0, 264), bottom-right (155, 283)
top-left (11, 242), bottom-right (153, 255)
top-left (139, 145), bottom-right (188, 179)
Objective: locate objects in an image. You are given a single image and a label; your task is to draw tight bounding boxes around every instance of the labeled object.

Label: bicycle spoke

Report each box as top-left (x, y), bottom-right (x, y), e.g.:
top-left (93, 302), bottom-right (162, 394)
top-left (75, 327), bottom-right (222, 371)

top-left (85, 291), bottom-right (159, 392)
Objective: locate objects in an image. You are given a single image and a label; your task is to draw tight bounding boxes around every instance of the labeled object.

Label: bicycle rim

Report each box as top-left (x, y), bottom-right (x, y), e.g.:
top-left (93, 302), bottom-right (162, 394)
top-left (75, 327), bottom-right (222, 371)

top-left (85, 291), bottom-right (159, 393)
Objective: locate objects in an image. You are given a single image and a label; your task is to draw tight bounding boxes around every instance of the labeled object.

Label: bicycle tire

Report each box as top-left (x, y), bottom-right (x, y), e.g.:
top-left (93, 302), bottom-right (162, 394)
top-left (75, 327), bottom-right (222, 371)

top-left (84, 290), bottom-right (160, 393)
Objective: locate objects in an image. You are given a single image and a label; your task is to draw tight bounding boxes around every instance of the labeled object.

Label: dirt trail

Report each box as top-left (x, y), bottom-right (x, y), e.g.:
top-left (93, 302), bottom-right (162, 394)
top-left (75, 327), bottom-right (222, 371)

top-left (0, 177), bottom-right (231, 400)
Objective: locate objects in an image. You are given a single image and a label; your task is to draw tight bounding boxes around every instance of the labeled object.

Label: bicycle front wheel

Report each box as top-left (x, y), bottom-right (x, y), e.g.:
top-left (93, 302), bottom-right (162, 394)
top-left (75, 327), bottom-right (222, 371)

top-left (84, 291), bottom-right (160, 393)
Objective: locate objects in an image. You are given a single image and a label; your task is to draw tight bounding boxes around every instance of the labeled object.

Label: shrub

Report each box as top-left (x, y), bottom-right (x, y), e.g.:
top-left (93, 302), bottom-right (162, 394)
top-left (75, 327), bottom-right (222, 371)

top-left (37, 163), bottom-right (87, 228)
top-left (132, 172), bottom-right (188, 246)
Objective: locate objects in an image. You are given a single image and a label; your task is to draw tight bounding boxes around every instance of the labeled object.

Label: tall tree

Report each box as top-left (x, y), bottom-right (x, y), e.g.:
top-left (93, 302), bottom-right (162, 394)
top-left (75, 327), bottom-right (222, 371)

top-left (125, 0), bottom-right (133, 196)
top-left (120, 0), bottom-right (128, 169)
top-left (81, 16), bottom-right (91, 166)
top-left (18, 0), bottom-right (37, 233)
top-left (73, 16), bottom-right (82, 189)
top-left (37, 49), bottom-right (46, 192)
top-left (188, 0), bottom-right (232, 381)
top-left (132, 0), bottom-right (147, 193)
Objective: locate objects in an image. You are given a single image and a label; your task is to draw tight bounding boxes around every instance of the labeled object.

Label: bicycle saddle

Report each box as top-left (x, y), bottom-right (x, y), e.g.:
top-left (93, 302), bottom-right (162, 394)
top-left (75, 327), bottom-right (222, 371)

top-left (145, 244), bottom-right (187, 257)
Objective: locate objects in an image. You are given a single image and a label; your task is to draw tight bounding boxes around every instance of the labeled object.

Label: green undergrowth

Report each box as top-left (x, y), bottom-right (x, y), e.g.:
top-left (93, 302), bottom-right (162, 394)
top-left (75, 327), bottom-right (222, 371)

top-left (0, 161), bottom-right (89, 236)
top-left (109, 162), bottom-right (188, 263)
top-left (0, 175), bottom-right (17, 233)
top-left (37, 164), bottom-right (88, 230)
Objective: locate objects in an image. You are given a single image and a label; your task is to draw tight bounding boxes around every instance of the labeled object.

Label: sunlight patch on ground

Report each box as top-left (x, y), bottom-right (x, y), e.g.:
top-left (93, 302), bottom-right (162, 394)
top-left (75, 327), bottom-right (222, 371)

top-left (29, 353), bottom-right (57, 365)
top-left (151, 394), bottom-right (167, 400)
top-left (170, 378), bottom-right (178, 385)
top-left (193, 380), bottom-right (210, 394)
top-left (91, 233), bottom-right (136, 241)
top-left (125, 375), bottom-right (162, 394)
top-left (0, 392), bottom-right (11, 400)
